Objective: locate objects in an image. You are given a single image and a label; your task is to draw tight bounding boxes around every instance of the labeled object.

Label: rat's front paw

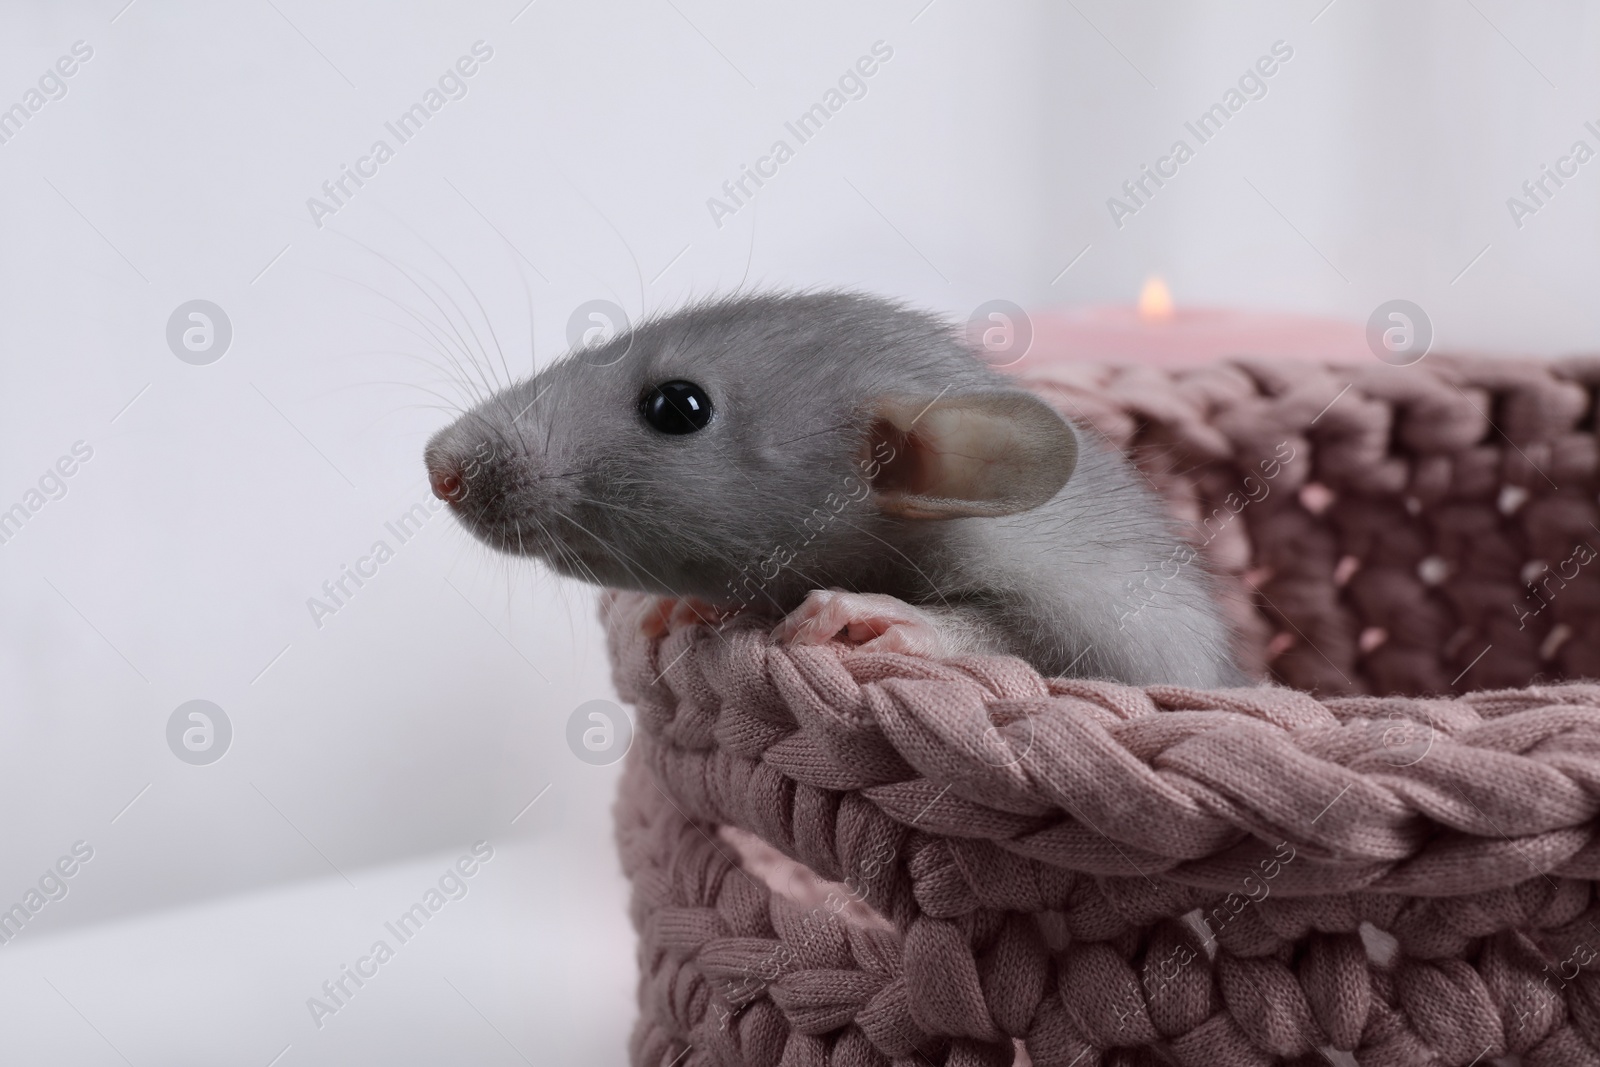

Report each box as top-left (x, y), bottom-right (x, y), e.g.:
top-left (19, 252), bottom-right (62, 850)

top-left (640, 596), bottom-right (733, 638)
top-left (772, 589), bottom-right (952, 658)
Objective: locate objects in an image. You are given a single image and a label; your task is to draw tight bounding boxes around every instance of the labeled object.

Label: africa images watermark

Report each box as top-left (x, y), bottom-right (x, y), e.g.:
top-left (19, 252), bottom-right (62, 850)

top-left (306, 41), bottom-right (495, 229)
top-left (1506, 120), bottom-right (1600, 230)
top-left (167, 699), bottom-right (233, 766)
top-left (0, 440), bottom-right (95, 548)
top-left (706, 40), bottom-right (895, 229)
top-left (565, 698), bottom-right (633, 767)
top-left (167, 300), bottom-right (233, 366)
top-left (1107, 40), bottom-right (1294, 229)
top-left (306, 442), bottom-right (498, 629)
top-left (306, 491), bottom-right (448, 629)
top-left (1513, 535), bottom-right (1598, 631)
top-left (718, 437), bottom-right (896, 616)
top-left (0, 40), bottom-right (94, 148)
top-left (1114, 841), bottom-right (1297, 1032)
top-left (1118, 441), bottom-right (1297, 631)
top-left (1513, 937), bottom-right (1598, 1037)
top-left (305, 841), bottom-right (495, 1029)
top-left (0, 841), bottom-right (95, 948)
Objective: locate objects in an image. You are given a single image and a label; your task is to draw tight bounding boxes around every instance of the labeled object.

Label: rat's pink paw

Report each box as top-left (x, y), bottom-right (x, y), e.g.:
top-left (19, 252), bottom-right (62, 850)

top-left (640, 596), bottom-right (731, 638)
top-left (772, 590), bottom-right (951, 657)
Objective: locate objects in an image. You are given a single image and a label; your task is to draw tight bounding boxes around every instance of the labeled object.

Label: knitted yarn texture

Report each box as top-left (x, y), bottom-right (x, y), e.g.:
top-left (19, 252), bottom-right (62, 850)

top-left (608, 357), bottom-right (1600, 1067)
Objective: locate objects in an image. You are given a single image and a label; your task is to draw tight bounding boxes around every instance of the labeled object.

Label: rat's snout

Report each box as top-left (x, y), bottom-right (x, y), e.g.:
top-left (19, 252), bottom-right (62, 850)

top-left (424, 446), bottom-right (468, 504)
top-left (424, 401), bottom-right (572, 562)
top-left (423, 424), bottom-right (531, 524)
top-left (427, 455), bottom-right (464, 503)
top-left (424, 425), bottom-right (502, 508)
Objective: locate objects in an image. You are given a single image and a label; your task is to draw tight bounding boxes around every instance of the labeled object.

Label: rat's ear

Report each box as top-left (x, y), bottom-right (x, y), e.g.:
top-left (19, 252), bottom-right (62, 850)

top-left (863, 392), bottom-right (1078, 519)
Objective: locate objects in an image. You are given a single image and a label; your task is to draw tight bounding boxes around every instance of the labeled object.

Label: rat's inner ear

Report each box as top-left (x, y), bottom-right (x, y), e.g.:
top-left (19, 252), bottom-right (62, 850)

top-left (863, 392), bottom-right (1078, 519)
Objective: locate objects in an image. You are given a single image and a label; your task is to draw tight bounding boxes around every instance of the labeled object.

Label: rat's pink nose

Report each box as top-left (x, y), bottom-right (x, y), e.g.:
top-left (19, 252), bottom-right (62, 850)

top-left (429, 462), bottom-right (463, 502)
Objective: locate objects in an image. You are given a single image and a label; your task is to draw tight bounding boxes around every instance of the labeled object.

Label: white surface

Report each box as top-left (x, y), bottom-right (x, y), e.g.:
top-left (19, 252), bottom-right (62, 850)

top-left (0, 836), bottom-right (636, 1066)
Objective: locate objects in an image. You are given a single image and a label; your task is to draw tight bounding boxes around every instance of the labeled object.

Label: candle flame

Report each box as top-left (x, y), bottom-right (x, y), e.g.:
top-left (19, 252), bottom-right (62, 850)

top-left (1138, 276), bottom-right (1174, 322)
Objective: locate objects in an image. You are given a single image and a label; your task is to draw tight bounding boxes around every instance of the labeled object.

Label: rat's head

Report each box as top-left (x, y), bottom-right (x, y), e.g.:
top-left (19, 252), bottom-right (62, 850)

top-left (423, 291), bottom-right (1076, 608)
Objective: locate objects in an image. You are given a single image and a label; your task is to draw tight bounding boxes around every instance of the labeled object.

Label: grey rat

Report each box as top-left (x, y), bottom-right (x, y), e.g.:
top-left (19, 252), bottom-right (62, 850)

top-left (424, 291), bottom-right (1245, 687)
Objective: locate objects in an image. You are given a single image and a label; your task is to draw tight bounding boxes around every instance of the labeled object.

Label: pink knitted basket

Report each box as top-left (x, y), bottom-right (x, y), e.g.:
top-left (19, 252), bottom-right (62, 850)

top-left (608, 356), bottom-right (1600, 1067)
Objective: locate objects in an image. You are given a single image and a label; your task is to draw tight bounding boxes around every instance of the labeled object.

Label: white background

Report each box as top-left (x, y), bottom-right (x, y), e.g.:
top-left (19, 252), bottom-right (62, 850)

top-left (0, 1), bottom-right (1595, 1063)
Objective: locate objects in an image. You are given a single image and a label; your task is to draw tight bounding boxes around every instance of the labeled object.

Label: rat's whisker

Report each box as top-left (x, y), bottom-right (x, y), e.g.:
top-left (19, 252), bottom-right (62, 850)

top-left (385, 209), bottom-right (515, 393)
top-left (572, 495), bottom-right (758, 578)
top-left (512, 252), bottom-right (540, 377)
top-left (352, 308), bottom-right (484, 397)
top-left (767, 419), bottom-right (857, 450)
top-left (553, 512), bottom-right (733, 646)
top-left (329, 376), bottom-right (471, 413)
top-left (324, 229), bottom-right (498, 401)
top-left (352, 335), bottom-right (486, 393)
top-left (324, 270), bottom-right (489, 409)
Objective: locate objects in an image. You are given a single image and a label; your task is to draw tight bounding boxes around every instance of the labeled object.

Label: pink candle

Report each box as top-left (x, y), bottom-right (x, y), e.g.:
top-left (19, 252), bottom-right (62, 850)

top-left (1020, 278), bottom-right (1370, 368)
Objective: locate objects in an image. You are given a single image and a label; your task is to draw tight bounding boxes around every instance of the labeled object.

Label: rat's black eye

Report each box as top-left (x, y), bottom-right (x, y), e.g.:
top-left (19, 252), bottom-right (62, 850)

top-left (640, 380), bottom-right (713, 434)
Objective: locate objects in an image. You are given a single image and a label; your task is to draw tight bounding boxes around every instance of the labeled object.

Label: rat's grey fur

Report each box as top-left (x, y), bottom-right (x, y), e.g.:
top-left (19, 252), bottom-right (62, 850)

top-left (425, 291), bottom-right (1244, 686)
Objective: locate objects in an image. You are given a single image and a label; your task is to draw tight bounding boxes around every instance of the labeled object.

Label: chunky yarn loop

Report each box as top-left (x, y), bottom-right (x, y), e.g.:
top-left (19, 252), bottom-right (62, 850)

top-left (609, 356), bottom-right (1600, 1067)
